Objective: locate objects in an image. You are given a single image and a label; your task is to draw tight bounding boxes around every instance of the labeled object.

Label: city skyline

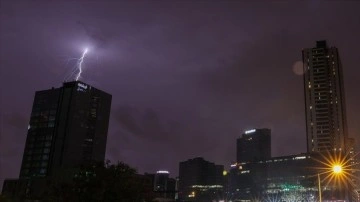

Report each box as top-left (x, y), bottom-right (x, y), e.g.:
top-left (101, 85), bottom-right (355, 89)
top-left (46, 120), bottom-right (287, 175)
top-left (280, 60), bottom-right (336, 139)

top-left (1, 1), bottom-right (359, 189)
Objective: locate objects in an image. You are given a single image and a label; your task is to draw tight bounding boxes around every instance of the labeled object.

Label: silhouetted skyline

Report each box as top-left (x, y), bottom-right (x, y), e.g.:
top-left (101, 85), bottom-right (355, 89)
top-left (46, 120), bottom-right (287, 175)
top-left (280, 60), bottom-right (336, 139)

top-left (1, 1), bottom-right (359, 190)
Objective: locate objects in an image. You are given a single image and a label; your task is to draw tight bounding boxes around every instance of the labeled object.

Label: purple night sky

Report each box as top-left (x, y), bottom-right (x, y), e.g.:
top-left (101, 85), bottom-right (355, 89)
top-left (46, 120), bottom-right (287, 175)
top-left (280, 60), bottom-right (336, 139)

top-left (0, 1), bottom-right (359, 188)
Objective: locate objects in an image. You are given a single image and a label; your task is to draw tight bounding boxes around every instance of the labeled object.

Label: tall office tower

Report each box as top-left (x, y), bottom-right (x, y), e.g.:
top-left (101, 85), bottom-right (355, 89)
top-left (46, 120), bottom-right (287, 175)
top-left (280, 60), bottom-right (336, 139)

top-left (303, 40), bottom-right (348, 152)
top-left (19, 81), bottom-right (112, 178)
top-left (236, 128), bottom-right (271, 163)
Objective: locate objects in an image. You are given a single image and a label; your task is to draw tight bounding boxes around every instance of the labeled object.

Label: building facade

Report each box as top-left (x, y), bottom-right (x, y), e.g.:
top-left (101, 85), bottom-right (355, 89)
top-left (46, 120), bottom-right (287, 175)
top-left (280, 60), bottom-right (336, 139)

top-left (145, 171), bottom-right (177, 201)
top-left (228, 153), bottom-right (345, 201)
top-left (236, 128), bottom-right (271, 163)
top-left (302, 40), bottom-right (348, 152)
top-left (154, 171), bottom-right (170, 192)
top-left (2, 81), bottom-right (112, 200)
top-left (178, 157), bottom-right (224, 201)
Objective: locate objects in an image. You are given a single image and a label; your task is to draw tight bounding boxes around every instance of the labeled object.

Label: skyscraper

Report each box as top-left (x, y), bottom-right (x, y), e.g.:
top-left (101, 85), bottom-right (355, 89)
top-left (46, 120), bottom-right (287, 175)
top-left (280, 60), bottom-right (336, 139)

top-left (302, 40), bottom-right (348, 152)
top-left (19, 81), bottom-right (112, 178)
top-left (2, 81), bottom-right (111, 200)
top-left (236, 128), bottom-right (271, 163)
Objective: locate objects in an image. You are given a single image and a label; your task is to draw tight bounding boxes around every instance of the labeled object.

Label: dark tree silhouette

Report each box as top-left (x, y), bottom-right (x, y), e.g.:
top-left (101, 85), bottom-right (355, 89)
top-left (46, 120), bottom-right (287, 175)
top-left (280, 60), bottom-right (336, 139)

top-left (43, 160), bottom-right (154, 202)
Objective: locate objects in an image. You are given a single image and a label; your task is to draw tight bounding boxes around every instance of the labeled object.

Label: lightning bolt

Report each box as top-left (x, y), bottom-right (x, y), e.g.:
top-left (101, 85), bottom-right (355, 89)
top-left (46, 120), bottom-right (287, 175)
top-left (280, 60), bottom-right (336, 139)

top-left (75, 48), bottom-right (88, 81)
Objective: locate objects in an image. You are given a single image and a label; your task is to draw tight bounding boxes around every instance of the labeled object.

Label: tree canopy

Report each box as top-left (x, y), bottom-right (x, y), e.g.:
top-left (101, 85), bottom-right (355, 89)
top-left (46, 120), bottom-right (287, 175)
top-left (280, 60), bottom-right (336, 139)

top-left (43, 161), bottom-right (154, 202)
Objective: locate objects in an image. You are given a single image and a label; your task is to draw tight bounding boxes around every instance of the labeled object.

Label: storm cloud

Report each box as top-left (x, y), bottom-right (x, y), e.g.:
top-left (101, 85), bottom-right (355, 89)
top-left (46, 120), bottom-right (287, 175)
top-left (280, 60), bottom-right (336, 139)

top-left (1, 1), bottom-right (359, 189)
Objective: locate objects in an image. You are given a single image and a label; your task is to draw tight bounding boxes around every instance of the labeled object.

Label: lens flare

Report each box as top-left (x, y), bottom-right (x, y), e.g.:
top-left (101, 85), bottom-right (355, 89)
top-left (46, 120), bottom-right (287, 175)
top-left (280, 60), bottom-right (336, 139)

top-left (333, 164), bottom-right (342, 174)
top-left (312, 150), bottom-right (360, 189)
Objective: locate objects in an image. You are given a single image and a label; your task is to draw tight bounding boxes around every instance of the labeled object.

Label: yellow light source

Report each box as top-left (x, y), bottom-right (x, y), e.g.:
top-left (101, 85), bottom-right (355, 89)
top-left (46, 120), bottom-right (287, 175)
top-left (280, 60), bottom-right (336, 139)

top-left (333, 164), bottom-right (342, 174)
top-left (223, 170), bottom-right (227, 176)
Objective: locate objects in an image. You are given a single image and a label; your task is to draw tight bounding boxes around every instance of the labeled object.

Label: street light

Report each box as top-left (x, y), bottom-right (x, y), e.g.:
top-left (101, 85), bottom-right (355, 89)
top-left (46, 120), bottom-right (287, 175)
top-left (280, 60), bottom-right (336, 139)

top-left (318, 163), bottom-right (344, 202)
top-left (313, 149), bottom-right (359, 202)
top-left (333, 164), bottom-right (342, 174)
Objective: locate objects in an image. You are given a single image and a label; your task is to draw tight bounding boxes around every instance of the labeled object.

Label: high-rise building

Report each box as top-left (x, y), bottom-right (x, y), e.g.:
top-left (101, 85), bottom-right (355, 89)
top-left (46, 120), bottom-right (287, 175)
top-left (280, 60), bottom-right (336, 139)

top-left (236, 128), bottom-right (271, 163)
top-left (178, 157), bottom-right (224, 201)
top-left (2, 81), bottom-right (112, 199)
top-left (19, 81), bottom-right (112, 178)
top-left (302, 40), bottom-right (348, 152)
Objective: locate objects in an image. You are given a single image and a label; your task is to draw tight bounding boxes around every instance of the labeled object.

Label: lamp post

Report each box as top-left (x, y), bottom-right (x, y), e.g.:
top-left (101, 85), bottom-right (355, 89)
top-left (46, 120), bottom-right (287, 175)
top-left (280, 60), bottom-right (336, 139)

top-left (318, 164), bottom-right (343, 202)
top-left (318, 173), bottom-right (322, 202)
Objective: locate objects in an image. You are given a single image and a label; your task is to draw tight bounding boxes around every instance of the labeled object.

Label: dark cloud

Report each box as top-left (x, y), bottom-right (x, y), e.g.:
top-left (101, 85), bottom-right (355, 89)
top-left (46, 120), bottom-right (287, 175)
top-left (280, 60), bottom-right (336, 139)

top-left (114, 106), bottom-right (143, 136)
top-left (113, 106), bottom-right (187, 143)
top-left (112, 104), bottom-right (221, 150)
top-left (199, 30), bottom-right (300, 96)
top-left (3, 113), bottom-right (28, 131)
top-left (114, 106), bottom-right (169, 141)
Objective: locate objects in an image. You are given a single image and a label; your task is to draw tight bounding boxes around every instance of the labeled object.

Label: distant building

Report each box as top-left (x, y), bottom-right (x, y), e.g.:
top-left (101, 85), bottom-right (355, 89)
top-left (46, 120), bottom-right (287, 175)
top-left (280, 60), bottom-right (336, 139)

top-left (178, 157), bottom-right (224, 201)
top-left (144, 171), bottom-right (177, 201)
top-left (236, 128), bottom-right (271, 163)
top-left (229, 153), bottom-right (353, 201)
top-left (2, 81), bottom-right (112, 200)
top-left (302, 40), bottom-right (348, 152)
top-left (155, 171), bottom-right (170, 192)
top-left (230, 154), bottom-right (316, 201)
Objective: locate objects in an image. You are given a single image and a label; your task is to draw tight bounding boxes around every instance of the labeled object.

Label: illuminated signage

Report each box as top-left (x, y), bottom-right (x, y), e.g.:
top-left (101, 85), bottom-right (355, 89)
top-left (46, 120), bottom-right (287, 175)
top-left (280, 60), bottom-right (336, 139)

top-left (245, 129), bottom-right (256, 134)
top-left (230, 163), bottom-right (237, 168)
top-left (156, 170), bottom-right (169, 174)
top-left (77, 83), bottom-right (88, 89)
top-left (191, 185), bottom-right (223, 188)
